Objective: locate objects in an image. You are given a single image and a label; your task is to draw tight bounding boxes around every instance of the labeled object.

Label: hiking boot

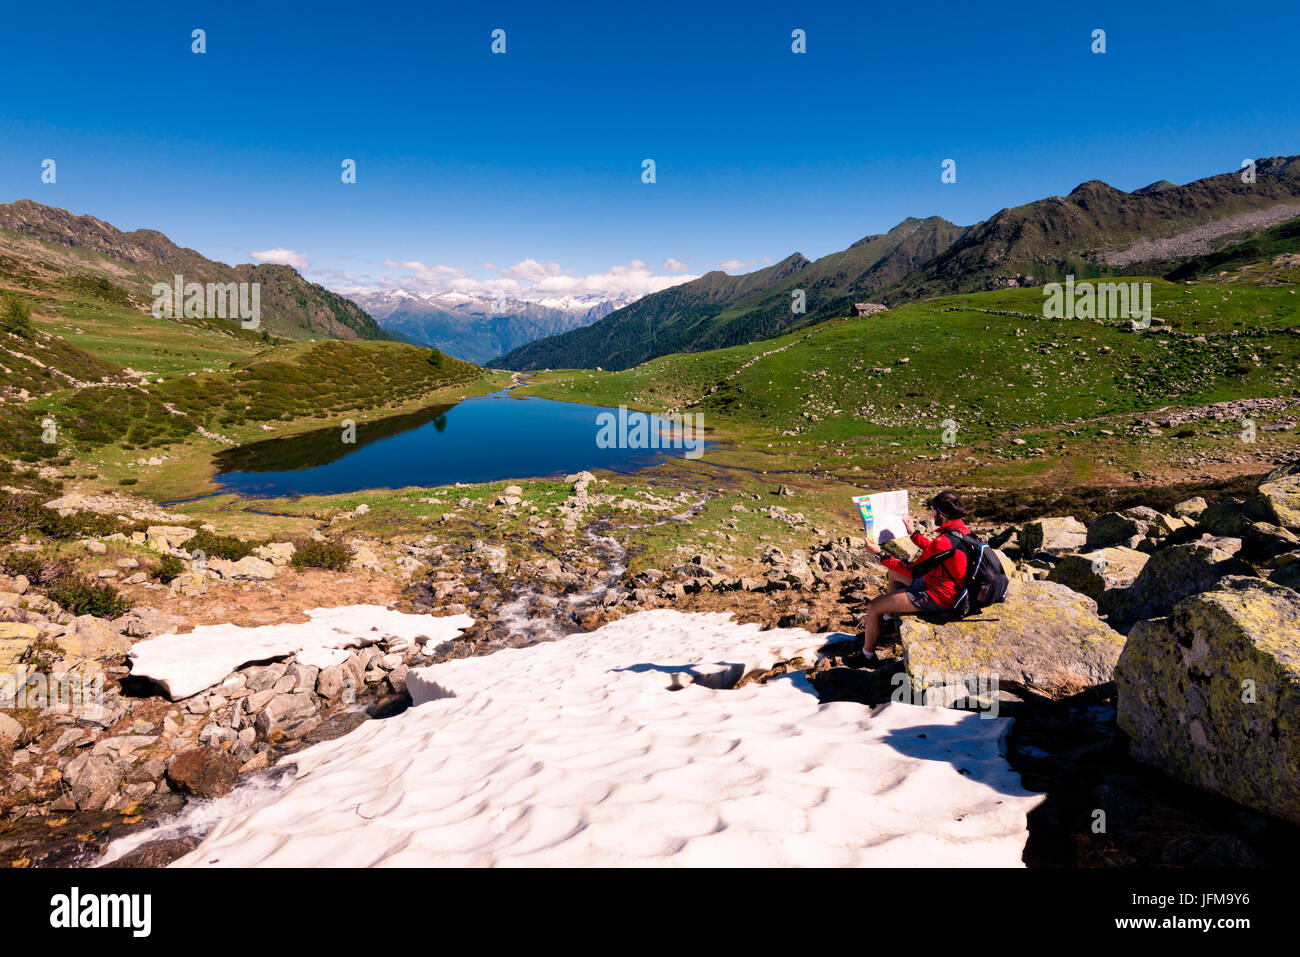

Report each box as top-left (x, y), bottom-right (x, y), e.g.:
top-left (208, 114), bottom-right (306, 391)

top-left (843, 651), bottom-right (886, 670)
top-left (821, 636), bottom-right (864, 659)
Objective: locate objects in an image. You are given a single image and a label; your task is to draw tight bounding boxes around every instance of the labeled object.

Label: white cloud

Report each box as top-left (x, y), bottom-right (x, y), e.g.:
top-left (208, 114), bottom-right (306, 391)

top-left (720, 258), bottom-right (755, 272)
top-left (341, 255), bottom-right (700, 305)
top-left (500, 258), bottom-right (563, 281)
top-left (251, 248), bottom-right (309, 269)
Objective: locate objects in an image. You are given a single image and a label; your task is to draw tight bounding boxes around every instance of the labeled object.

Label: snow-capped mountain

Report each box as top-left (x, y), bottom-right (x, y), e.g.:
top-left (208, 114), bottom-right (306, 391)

top-left (345, 289), bottom-right (639, 363)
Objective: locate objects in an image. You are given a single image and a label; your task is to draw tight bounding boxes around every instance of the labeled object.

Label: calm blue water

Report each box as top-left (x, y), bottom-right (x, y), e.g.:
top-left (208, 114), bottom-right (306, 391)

top-left (212, 391), bottom-right (708, 496)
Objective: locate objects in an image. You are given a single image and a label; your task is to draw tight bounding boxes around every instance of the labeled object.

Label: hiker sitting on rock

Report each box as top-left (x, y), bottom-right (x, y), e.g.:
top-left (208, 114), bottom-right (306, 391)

top-left (859, 490), bottom-right (972, 663)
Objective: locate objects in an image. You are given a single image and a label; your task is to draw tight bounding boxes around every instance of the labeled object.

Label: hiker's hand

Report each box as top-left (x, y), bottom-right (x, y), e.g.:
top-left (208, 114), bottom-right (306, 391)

top-left (902, 516), bottom-right (916, 535)
top-left (864, 539), bottom-right (882, 556)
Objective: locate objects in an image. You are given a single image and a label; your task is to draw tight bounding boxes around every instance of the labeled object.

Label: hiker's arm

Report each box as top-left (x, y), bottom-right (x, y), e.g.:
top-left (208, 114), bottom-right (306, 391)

top-left (877, 552), bottom-right (910, 575)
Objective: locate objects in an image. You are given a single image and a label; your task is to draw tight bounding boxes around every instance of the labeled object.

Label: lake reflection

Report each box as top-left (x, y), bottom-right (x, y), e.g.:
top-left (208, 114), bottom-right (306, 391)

top-left (212, 391), bottom-right (708, 496)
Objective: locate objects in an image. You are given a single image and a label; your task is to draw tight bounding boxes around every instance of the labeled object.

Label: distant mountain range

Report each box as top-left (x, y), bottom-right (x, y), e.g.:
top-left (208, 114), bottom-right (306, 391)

top-left (347, 288), bottom-right (636, 365)
top-left (0, 199), bottom-right (389, 342)
top-left (492, 155), bottom-right (1300, 371)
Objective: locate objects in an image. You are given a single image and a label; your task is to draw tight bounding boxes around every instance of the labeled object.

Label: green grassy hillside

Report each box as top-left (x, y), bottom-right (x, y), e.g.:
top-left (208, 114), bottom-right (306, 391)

top-left (0, 199), bottom-right (391, 342)
top-left (518, 280), bottom-right (1300, 485)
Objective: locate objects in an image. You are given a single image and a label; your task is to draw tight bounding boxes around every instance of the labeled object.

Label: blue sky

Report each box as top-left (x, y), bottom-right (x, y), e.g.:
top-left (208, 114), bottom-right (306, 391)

top-left (3, 0), bottom-right (1297, 302)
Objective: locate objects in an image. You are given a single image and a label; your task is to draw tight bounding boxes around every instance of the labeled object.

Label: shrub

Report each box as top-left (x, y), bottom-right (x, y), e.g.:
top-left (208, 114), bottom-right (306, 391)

top-left (185, 529), bottom-right (255, 561)
top-left (2, 550), bottom-right (73, 587)
top-left (0, 492), bottom-right (117, 541)
top-left (151, 553), bottom-right (184, 584)
top-left (291, 538), bottom-right (353, 571)
top-left (118, 477), bottom-right (138, 486)
top-left (45, 574), bottom-right (132, 618)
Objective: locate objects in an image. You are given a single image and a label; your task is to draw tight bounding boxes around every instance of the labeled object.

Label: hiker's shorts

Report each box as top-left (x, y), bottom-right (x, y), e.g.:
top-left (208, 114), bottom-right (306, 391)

top-left (904, 578), bottom-right (947, 615)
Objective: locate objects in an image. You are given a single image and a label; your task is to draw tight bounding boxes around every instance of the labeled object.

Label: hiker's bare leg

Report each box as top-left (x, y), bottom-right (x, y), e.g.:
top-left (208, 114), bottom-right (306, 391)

top-left (862, 591), bottom-right (917, 655)
top-left (886, 569), bottom-right (912, 593)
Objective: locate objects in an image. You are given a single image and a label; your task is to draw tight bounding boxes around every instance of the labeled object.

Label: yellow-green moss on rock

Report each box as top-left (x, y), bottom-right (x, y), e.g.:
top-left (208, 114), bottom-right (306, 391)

top-left (900, 579), bottom-right (1127, 699)
top-left (1115, 577), bottom-right (1300, 825)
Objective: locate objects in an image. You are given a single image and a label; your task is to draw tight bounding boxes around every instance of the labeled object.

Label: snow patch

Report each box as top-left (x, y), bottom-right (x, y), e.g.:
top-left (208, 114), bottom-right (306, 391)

top-left (168, 610), bottom-right (1042, 867)
top-left (128, 607), bottom-right (473, 700)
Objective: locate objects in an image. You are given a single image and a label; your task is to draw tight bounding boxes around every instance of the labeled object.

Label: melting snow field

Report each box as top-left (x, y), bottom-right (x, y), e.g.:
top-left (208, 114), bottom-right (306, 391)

top-left (129, 607), bottom-right (474, 699)
top-left (165, 609), bottom-right (1042, 867)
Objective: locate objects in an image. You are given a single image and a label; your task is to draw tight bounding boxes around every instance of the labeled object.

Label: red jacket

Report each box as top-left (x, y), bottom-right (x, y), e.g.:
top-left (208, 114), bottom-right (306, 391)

top-left (880, 519), bottom-right (971, 608)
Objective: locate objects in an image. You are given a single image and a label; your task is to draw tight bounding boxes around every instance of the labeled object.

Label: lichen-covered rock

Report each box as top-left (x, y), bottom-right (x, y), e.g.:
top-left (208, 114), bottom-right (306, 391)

top-left (1172, 496), bottom-right (1208, 519)
top-left (1018, 517), bottom-right (1087, 558)
top-left (168, 572), bottom-right (207, 597)
top-left (1197, 497), bottom-right (1270, 538)
top-left (1242, 521), bottom-right (1300, 561)
top-left (252, 542), bottom-right (296, 566)
top-left (1108, 542), bottom-right (1255, 632)
top-left (1270, 553), bottom-right (1300, 593)
top-left (1085, 512), bottom-right (1148, 550)
top-left (1047, 546), bottom-right (1148, 619)
top-left (146, 525), bottom-right (197, 551)
top-left (0, 623), bottom-right (37, 667)
top-left (56, 614), bottom-right (131, 660)
top-left (1116, 577), bottom-right (1300, 825)
top-left (899, 579), bottom-right (1126, 699)
top-left (209, 556), bottom-right (277, 581)
top-left (1258, 474), bottom-right (1300, 532)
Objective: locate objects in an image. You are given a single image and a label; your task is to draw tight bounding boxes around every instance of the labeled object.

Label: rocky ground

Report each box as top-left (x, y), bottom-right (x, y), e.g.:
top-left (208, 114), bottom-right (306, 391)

top-left (2, 459), bottom-right (1299, 868)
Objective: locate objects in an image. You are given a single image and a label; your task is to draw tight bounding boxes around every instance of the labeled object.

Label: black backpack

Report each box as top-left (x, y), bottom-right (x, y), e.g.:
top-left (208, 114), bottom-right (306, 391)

top-left (905, 529), bottom-right (1009, 619)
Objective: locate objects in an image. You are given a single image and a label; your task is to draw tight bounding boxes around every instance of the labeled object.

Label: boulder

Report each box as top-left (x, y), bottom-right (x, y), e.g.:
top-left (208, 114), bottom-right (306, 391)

top-left (1108, 542), bottom-right (1255, 632)
top-left (1269, 553), bottom-right (1300, 592)
top-left (1197, 497), bottom-right (1269, 538)
top-left (1018, 517), bottom-right (1087, 558)
top-left (1171, 496), bottom-right (1208, 519)
top-left (881, 536), bottom-right (920, 563)
top-left (1116, 577), bottom-right (1300, 825)
top-left (1046, 547), bottom-right (1148, 619)
top-left (1241, 521), bottom-right (1300, 562)
top-left (63, 753), bottom-right (123, 810)
top-left (57, 615), bottom-right (131, 660)
top-left (1149, 512), bottom-right (1186, 535)
top-left (252, 542), bottom-right (296, 566)
top-left (899, 579), bottom-right (1126, 700)
top-left (168, 572), bottom-right (207, 597)
top-left (146, 525), bottom-right (197, 551)
top-left (209, 556), bottom-right (277, 581)
top-left (0, 712), bottom-right (22, 742)
top-left (166, 747), bottom-right (242, 798)
top-left (1085, 512), bottom-right (1148, 550)
top-left (1258, 473), bottom-right (1300, 532)
top-left (0, 623), bottom-right (37, 668)
top-left (254, 692), bottom-right (318, 739)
